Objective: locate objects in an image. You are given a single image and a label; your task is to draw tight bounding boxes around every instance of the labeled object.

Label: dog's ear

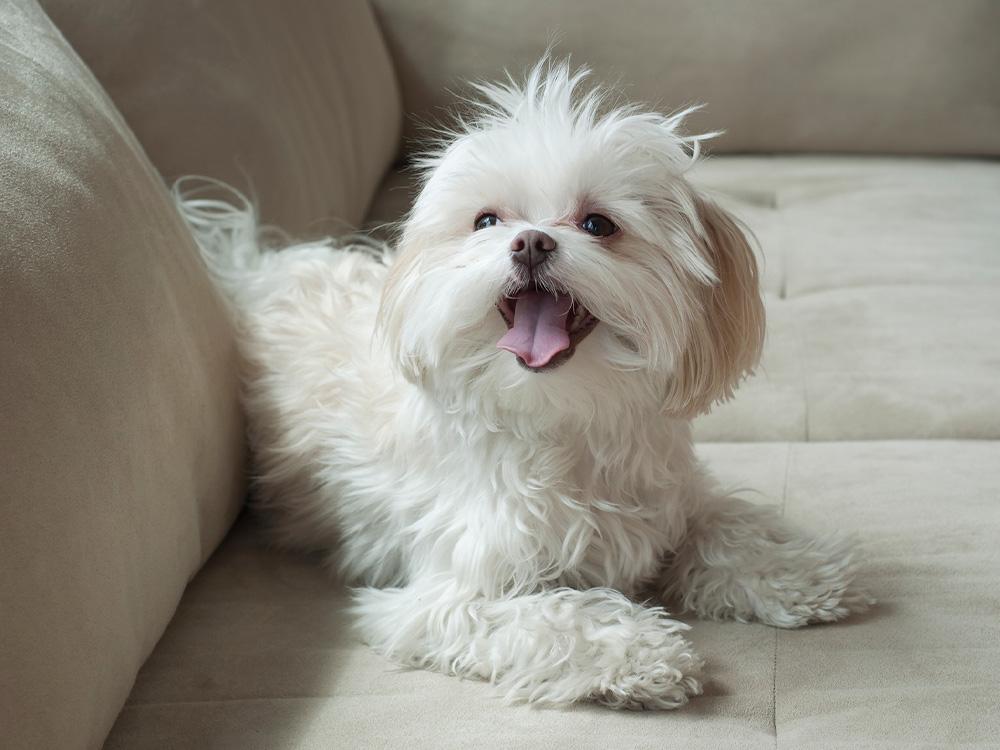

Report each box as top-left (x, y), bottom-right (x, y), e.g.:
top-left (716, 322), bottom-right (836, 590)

top-left (662, 195), bottom-right (765, 417)
top-left (376, 228), bottom-right (428, 384)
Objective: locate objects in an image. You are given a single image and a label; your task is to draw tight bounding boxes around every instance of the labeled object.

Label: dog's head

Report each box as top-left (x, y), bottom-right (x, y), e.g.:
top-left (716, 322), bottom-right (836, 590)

top-left (378, 61), bottom-right (764, 425)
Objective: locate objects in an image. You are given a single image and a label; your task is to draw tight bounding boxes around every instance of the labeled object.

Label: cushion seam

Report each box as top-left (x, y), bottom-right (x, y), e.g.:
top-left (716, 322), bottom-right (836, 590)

top-left (772, 443), bottom-right (792, 747)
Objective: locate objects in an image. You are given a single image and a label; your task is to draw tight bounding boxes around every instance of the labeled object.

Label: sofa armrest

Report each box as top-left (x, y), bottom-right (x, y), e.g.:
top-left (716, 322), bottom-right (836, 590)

top-left (0, 1), bottom-right (245, 747)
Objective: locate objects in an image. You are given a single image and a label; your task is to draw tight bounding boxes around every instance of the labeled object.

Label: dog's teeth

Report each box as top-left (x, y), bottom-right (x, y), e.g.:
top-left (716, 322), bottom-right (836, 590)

top-left (567, 308), bottom-right (589, 332)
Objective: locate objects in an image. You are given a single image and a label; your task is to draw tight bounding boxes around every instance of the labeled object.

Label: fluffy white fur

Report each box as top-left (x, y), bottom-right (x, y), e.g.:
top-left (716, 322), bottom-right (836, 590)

top-left (178, 61), bottom-right (871, 710)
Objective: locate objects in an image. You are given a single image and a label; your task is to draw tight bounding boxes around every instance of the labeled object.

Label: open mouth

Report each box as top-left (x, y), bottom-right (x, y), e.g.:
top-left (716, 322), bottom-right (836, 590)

top-left (496, 283), bottom-right (599, 372)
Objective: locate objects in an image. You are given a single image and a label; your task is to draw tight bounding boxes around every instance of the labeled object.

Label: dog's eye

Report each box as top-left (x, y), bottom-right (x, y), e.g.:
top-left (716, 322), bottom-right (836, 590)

top-left (474, 213), bottom-right (500, 231)
top-left (580, 214), bottom-right (617, 237)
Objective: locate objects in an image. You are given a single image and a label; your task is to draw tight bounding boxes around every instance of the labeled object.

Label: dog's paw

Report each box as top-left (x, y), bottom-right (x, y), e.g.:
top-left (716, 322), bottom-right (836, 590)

top-left (591, 630), bottom-right (704, 710)
top-left (750, 578), bottom-right (875, 628)
top-left (747, 539), bottom-right (876, 628)
top-left (594, 663), bottom-right (703, 710)
top-left (669, 511), bottom-right (876, 630)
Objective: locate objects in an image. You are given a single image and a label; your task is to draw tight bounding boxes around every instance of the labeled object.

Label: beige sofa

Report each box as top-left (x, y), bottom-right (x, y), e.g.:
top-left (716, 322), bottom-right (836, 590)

top-left (2, 1), bottom-right (998, 747)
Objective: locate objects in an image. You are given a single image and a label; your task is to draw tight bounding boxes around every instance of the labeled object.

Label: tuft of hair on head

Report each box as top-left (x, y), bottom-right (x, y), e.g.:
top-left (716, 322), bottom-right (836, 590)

top-left (411, 56), bottom-right (720, 180)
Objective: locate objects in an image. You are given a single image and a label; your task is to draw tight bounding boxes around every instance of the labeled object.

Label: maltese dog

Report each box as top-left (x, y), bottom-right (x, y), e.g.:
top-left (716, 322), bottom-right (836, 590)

top-left (180, 60), bottom-right (871, 710)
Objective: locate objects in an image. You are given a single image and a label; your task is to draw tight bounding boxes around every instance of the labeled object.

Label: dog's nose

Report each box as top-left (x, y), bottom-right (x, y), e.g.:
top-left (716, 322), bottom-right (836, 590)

top-left (510, 229), bottom-right (557, 270)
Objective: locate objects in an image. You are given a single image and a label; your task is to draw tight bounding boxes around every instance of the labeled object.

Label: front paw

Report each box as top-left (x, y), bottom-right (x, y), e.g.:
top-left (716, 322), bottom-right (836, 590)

top-left (667, 526), bottom-right (875, 628)
top-left (591, 628), bottom-right (704, 710)
top-left (745, 537), bottom-right (875, 628)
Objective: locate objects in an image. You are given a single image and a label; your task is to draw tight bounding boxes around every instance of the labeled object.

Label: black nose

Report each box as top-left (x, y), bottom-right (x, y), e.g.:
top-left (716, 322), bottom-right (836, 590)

top-left (510, 229), bottom-right (557, 271)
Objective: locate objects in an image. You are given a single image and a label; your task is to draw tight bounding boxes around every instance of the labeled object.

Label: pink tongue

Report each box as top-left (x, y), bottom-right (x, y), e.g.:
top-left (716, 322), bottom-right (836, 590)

top-left (497, 290), bottom-right (572, 368)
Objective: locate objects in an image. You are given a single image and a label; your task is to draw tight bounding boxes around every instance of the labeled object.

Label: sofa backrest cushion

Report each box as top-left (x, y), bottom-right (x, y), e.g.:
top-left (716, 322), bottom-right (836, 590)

top-left (372, 0), bottom-right (1000, 156)
top-left (40, 0), bottom-right (403, 235)
top-left (0, 1), bottom-right (245, 747)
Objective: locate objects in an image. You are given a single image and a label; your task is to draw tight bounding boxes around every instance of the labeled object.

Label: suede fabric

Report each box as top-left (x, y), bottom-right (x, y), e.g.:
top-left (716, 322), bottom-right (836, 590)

top-left (371, 0), bottom-right (1000, 156)
top-left (0, 1), bottom-right (244, 747)
top-left (102, 442), bottom-right (1000, 749)
top-left (39, 0), bottom-right (403, 236)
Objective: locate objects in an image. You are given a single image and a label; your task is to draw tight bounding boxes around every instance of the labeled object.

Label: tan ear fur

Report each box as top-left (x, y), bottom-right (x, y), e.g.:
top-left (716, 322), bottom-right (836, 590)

top-left (663, 196), bottom-right (765, 417)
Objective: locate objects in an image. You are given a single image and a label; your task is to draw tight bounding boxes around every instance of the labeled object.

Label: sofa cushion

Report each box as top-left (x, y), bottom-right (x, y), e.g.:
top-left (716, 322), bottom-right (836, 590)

top-left (40, 0), bottom-right (402, 235)
top-left (371, 0), bottom-right (1000, 156)
top-left (693, 157), bottom-right (1000, 441)
top-left (101, 441), bottom-right (1000, 749)
top-left (365, 157), bottom-right (1000, 442)
top-left (0, 2), bottom-right (245, 747)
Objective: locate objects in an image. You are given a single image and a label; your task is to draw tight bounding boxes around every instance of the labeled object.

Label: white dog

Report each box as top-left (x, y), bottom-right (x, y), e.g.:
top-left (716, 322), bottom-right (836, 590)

top-left (180, 61), bottom-right (871, 710)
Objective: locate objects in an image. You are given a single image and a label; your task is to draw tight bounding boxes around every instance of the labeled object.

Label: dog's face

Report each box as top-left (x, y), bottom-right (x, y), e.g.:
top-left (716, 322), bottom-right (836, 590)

top-left (378, 62), bottom-right (764, 425)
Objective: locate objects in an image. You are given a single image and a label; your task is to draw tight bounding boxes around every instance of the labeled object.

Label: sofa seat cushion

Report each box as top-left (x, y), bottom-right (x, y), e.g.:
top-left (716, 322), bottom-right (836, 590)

top-left (365, 157), bottom-right (1000, 442)
top-left (102, 441), bottom-right (1000, 749)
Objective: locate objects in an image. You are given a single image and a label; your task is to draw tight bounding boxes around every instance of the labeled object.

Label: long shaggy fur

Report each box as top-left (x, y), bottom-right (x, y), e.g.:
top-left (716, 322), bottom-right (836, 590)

top-left (177, 60), bottom-right (870, 710)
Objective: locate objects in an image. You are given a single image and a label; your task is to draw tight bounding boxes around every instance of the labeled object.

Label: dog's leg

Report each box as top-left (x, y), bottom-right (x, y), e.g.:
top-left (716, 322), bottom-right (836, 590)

top-left (353, 581), bottom-right (702, 709)
top-left (661, 490), bottom-right (873, 628)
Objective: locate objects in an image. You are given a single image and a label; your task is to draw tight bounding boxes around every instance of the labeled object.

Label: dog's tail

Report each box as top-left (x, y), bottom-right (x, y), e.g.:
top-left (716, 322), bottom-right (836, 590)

top-left (171, 176), bottom-right (272, 303)
top-left (173, 176), bottom-right (391, 307)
